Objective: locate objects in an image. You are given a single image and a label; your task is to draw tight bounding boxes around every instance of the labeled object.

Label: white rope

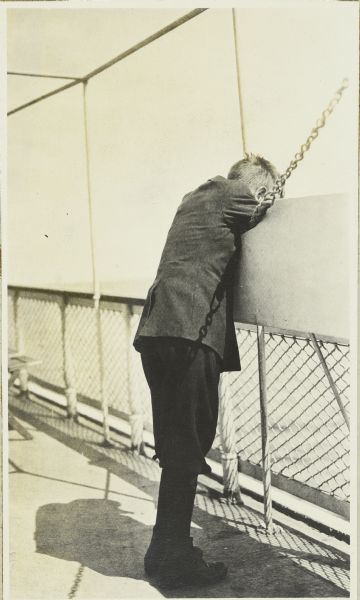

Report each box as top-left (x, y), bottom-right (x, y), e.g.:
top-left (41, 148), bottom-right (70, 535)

top-left (232, 8), bottom-right (247, 156)
top-left (82, 81), bottom-right (100, 306)
top-left (82, 81), bottom-right (111, 444)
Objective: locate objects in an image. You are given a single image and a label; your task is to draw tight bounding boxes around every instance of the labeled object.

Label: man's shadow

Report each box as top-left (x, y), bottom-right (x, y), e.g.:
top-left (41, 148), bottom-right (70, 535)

top-left (26, 396), bottom-right (349, 598)
top-left (35, 498), bottom-right (150, 580)
top-left (33, 489), bottom-right (349, 599)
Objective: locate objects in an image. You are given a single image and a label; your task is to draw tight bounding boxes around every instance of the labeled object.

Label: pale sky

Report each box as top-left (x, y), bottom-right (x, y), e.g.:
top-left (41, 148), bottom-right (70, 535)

top-left (7, 4), bottom-right (358, 296)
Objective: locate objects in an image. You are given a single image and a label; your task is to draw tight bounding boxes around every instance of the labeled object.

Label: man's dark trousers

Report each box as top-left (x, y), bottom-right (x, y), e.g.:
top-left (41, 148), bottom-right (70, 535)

top-left (141, 337), bottom-right (222, 574)
top-left (141, 337), bottom-right (222, 476)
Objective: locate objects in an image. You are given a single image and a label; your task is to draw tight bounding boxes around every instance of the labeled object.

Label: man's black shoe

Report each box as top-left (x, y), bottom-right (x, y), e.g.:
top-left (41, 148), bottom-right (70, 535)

top-left (144, 534), bottom-right (202, 576)
top-left (154, 539), bottom-right (227, 588)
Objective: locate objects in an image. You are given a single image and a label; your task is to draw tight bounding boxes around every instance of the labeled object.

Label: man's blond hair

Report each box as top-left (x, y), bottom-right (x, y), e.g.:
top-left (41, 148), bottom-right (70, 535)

top-left (228, 153), bottom-right (281, 197)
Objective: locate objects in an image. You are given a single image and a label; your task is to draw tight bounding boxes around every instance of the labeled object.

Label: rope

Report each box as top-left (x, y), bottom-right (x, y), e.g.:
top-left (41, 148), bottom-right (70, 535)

top-left (7, 9), bottom-right (208, 117)
top-left (7, 79), bottom-right (81, 116)
top-left (82, 81), bottom-right (111, 444)
top-left (7, 71), bottom-right (81, 81)
top-left (83, 9), bottom-right (207, 81)
top-left (126, 305), bottom-right (145, 454)
top-left (219, 373), bottom-right (244, 504)
top-left (232, 9), bottom-right (247, 155)
top-left (249, 77), bottom-right (349, 226)
top-left (82, 82), bottom-right (99, 305)
top-left (257, 325), bottom-right (274, 531)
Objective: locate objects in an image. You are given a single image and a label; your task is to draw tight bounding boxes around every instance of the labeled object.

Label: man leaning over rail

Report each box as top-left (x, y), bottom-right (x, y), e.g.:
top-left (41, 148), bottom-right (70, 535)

top-left (133, 154), bottom-right (280, 589)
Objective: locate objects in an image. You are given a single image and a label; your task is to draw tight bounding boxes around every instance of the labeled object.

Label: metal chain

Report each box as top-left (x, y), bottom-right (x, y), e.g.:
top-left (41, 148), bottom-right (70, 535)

top-left (250, 78), bottom-right (349, 225)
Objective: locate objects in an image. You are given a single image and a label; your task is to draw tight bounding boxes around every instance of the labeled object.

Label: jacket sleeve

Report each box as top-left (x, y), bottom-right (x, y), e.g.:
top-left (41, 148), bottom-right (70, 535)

top-left (222, 189), bottom-right (261, 234)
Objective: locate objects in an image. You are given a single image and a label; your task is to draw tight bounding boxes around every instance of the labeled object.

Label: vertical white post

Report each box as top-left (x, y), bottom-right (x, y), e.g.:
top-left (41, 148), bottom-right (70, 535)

top-left (96, 301), bottom-right (111, 445)
top-left (82, 81), bottom-right (111, 445)
top-left (126, 304), bottom-right (145, 454)
top-left (13, 290), bottom-right (24, 354)
top-left (219, 372), bottom-right (244, 504)
top-left (257, 325), bottom-right (274, 532)
top-left (60, 296), bottom-right (77, 419)
top-left (14, 291), bottom-right (28, 396)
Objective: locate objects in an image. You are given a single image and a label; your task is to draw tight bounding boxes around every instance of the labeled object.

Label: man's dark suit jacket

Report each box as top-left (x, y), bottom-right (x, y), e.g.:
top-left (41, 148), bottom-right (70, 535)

top-left (133, 175), bottom-right (260, 372)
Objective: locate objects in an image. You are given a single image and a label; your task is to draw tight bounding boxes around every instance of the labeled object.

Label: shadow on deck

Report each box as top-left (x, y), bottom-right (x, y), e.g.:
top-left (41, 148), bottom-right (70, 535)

top-left (9, 389), bottom-right (350, 599)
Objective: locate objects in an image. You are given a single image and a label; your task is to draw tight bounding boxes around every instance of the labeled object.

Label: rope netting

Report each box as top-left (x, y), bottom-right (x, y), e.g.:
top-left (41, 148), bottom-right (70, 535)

top-left (8, 288), bottom-right (350, 505)
top-left (218, 328), bottom-right (349, 502)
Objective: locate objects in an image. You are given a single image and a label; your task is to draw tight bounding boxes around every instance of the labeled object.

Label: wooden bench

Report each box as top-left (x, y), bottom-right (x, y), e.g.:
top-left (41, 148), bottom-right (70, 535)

top-left (8, 352), bottom-right (41, 392)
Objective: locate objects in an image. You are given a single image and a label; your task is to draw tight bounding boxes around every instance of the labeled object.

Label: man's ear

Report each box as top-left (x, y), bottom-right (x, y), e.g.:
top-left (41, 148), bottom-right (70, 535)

top-left (254, 186), bottom-right (267, 202)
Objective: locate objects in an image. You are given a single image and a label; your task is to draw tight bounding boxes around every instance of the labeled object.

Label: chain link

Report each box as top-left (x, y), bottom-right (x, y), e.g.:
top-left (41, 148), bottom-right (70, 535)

top-left (250, 78), bottom-right (349, 225)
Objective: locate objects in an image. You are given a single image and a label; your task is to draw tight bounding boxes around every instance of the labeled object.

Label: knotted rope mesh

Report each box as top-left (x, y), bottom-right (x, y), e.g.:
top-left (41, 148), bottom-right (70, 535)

top-left (8, 288), bottom-right (349, 504)
top-left (215, 327), bottom-right (349, 502)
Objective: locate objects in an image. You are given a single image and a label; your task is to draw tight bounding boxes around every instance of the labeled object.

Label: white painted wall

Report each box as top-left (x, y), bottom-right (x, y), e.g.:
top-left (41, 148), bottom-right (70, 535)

top-left (234, 193), bottom-right (351, 340)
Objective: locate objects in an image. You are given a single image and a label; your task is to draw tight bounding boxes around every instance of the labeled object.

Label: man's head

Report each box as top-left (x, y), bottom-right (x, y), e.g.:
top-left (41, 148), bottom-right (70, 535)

top-left (227, 153), bottom-right (281, 201)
